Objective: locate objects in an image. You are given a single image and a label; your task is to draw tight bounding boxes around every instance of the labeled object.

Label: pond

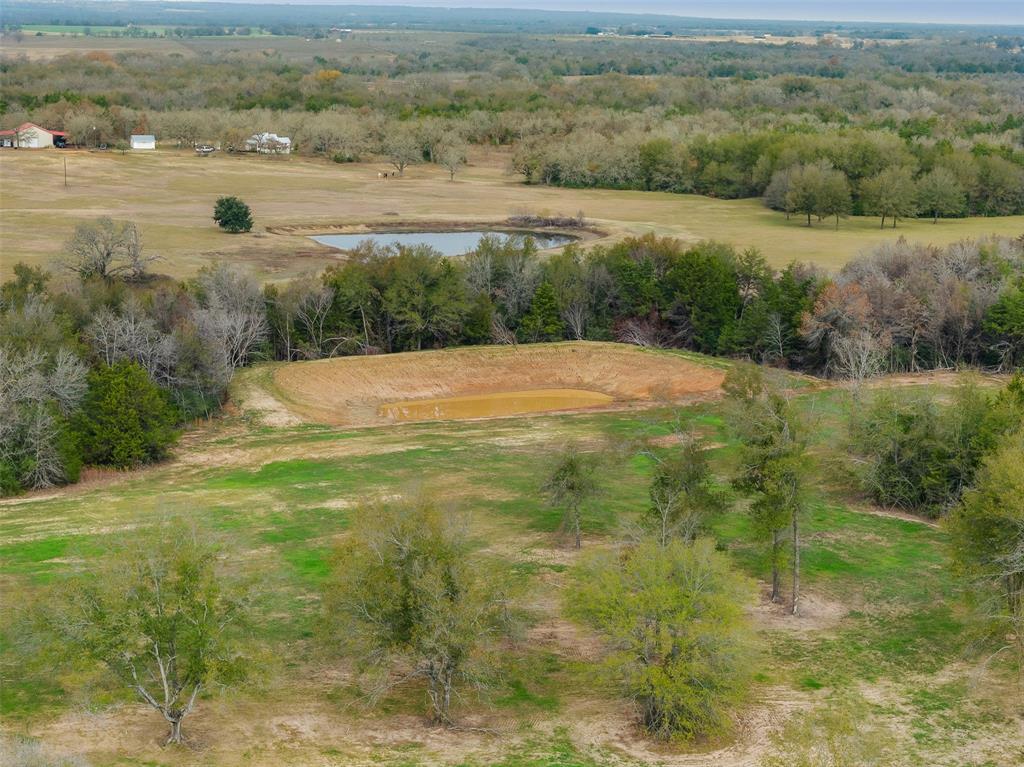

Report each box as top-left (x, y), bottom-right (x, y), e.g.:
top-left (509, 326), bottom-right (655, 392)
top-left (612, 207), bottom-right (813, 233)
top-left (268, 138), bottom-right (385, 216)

top-left (311, 230), bottom-right (575, 256)
top-left (379, 388), bottom-right (613, 422)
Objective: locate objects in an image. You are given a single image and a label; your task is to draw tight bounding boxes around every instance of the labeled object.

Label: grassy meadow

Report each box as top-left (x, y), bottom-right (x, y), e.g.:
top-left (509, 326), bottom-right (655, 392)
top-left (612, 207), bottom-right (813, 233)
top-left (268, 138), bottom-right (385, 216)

top-left (2, 148), bottom-right (1022, 282)
top-left (1, 363), bottom-right (1021, 766)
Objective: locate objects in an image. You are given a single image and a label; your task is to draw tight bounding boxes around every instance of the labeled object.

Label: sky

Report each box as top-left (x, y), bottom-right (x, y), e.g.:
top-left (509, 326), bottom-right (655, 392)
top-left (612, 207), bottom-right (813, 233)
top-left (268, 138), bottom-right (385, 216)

top-left (230, 1), bottom-right (1024, 25)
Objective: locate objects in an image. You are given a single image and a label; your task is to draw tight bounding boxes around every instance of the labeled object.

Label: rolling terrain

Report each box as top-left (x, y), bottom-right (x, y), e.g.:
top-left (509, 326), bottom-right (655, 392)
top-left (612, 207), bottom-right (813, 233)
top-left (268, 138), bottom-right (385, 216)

top-left (2, 345), bottom-right (1021, 766)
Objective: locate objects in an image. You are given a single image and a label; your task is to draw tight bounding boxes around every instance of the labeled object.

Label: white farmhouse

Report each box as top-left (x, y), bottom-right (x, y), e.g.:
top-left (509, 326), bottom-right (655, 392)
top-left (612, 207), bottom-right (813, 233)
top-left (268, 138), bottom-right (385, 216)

top-left (130, 134), bottom-right (156, 150)
top-left (245, 132), bottom-right (292, 154)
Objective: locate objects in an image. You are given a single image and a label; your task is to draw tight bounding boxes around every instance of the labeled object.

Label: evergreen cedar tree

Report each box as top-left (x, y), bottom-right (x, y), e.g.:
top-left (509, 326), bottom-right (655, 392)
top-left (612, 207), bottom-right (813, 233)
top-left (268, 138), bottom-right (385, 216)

top-left (213, 196), bottom-right (253, 233)
top-left (73, 360), bottom-right (178, 468)
top-left (520, 282), bottom-right (565, 341)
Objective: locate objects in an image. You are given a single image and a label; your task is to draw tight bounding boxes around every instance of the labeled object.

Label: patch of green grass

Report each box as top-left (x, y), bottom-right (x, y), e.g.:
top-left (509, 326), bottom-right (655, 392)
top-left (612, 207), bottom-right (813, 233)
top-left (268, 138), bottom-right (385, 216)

top-left (0, 677), bottom-right (66, 718)
top-left (475, 730), bottom-right (612, 767)
top-left (493, 651), bottom-right (564, 713)
top-left (494, 678), bottom-right (560, 712)
top-left (0, 537), bottom-right (70, 573)
top-left (282, 546), bottom-right (332, 584)
top-left (770, 604), bottom-right (963, 687)
top-left (260, 507), bottom-right (349, 544)
top-left (800, 676), bottom-right (825, 690)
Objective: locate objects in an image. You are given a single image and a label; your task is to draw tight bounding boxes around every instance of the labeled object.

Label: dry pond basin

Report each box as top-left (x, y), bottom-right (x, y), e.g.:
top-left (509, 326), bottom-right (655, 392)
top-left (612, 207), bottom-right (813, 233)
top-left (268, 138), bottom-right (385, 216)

top-left (379, 388), bottom-right (614, 421)
top-left (238, 342), bottom-right (727, 427)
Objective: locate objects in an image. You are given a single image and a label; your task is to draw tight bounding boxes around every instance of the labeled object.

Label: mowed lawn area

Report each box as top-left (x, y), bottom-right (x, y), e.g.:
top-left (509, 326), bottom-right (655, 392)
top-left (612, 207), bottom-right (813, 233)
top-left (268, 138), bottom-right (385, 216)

top-left (1, 375), bottom-right (1021, 766)
top-left (3, 148), bottom-right (1022, 281)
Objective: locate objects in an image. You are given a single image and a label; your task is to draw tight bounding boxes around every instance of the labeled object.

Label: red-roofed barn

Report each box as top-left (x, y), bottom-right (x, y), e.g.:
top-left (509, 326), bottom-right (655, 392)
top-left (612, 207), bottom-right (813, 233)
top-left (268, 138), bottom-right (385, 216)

top-left (0, 123), bottom-right (68, 149)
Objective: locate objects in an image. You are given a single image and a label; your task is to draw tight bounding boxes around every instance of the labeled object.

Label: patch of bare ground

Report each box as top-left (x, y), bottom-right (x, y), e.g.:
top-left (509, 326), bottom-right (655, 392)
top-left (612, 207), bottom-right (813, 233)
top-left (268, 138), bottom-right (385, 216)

top-left (229, 375), bottom-right (303, 428)
top-left (854, 663), bottom-right (1024, 766)
top-left (29, 695), bottom-right (514, 767)
top-left (566, 685), bottom-right (814, 767)
top-left (648, 433), bottom-right (726, 449)
top-left (751, 588), bottom-right (849, 635)
top-left (844, 501), bottom-right (940, 528)
top-left (867, 370), bottom-right (1009, 390)
top-left (26, 646), bottom-right (818, 767)
top-left (262, 342), bottom-right (725, 426)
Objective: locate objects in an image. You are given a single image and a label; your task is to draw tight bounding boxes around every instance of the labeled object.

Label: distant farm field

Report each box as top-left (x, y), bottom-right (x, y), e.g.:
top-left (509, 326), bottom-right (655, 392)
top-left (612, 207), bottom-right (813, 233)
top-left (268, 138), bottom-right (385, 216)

top-left (2, 148), bottom-right (1021, 281)
top-left (15, 25), bottom-right (174, 35)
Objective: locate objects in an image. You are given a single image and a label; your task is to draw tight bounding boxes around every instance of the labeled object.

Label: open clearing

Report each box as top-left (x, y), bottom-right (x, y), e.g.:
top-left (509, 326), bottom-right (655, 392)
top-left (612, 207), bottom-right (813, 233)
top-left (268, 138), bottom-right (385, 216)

top-left (3, 148), bottom-right (1021, 281)
top-left (235, 342), bottom-right (728, 426)
top-left (2, 344), bottom-right (1023, 766)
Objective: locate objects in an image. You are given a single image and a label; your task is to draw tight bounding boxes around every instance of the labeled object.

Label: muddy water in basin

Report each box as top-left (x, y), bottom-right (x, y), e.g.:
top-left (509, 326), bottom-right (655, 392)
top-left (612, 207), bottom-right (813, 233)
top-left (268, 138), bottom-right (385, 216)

top-left (379, 388), bottom-right (613, 422)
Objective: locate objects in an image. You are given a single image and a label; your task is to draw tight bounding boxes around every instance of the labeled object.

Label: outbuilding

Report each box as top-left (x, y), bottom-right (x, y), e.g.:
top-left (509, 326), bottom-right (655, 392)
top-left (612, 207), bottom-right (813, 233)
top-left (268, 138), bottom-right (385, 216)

top-left (0, 122), bottom-right (68, 149)
top-left (245, 132), bottom-right (292, 154)
top-left (130, 134), bottom-right (156, 150)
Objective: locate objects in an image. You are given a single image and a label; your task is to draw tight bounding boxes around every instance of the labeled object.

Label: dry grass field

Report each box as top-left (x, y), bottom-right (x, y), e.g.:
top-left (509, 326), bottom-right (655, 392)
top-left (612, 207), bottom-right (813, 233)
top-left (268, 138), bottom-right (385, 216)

top-left (3, 148), bottom-right (1021, 281)
top-left (239, 342), bottom-right (728, 427)
top-left (0, 29), bottom-right (471, 62)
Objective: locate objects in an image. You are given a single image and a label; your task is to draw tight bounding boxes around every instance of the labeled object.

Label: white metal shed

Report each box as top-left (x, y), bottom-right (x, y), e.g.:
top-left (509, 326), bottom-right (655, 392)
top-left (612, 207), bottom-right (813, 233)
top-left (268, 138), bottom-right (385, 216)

top-left (130, 135), bottom-right (156, 150)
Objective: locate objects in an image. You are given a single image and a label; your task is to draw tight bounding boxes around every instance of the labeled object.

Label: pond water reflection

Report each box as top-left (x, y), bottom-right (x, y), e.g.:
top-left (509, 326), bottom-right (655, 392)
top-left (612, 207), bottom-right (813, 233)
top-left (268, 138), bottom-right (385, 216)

top-left (311, 230), bottom-right (575, 255)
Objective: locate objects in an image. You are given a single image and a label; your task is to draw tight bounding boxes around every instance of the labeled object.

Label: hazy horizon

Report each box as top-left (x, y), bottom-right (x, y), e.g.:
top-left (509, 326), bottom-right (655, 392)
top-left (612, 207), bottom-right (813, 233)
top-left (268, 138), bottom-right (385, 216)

top-left (164, 0), bottom-right (1024, 26)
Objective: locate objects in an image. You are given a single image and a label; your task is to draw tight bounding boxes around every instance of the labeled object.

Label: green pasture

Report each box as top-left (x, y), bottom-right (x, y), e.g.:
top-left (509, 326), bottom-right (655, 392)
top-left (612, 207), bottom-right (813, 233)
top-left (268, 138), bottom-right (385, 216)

top-left (0, 384), bottom-right (1015, 765)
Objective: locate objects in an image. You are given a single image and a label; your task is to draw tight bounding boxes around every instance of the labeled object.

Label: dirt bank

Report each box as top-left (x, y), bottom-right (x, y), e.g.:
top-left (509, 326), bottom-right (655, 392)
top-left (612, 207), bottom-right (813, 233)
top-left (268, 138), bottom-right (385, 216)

top-left (236, 342), bottom-right (726, 427)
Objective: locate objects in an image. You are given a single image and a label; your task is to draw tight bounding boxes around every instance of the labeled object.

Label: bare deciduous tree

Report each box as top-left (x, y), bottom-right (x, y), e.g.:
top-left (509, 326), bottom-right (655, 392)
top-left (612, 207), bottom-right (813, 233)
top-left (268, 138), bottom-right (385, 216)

top-left (0, 345), bottom-right (86, 492)
top-left (832, 328), bottom-right (890, 390)
top-left (383, 126), bottom-right (421, 176)
top-left (498, 249), bottom-right (541, 322)
top-left (192, 265), bottom-right (268, 373)
top-left (293, 282), bottom-right (346, 359)
top-left (47, 348), bottom-right (88, 414)
top-left (617, 317), bottom-right (663, 348)
top-left (762, 312), bottom-right (788, 363)
top-left (20, 407), bottom-right (66, 490)
top-left (437, 141), bottom-right (467, 181)
top-left (57, 218), bottom-right (159, 282)
top-left (490, 314), bottom-right (517, 346)
top-left (563, 300), bottom-right (587, 340)
top-left (87, 299), bottom-right (179, 387)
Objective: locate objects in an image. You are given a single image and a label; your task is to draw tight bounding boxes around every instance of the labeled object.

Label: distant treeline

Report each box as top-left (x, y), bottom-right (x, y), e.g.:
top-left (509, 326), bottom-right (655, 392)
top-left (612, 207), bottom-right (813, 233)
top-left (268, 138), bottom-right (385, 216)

top-left (3, 223), bottom-right (1022, 495)
top-left (5, 1), bottom-right (1023, 38)
top-left (2, 34), bottom-right (1022, 214)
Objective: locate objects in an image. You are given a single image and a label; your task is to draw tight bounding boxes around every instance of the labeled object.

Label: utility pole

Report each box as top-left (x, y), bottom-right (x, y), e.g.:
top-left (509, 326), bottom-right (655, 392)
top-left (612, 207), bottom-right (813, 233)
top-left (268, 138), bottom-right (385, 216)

top-left (64, 157), bottom-right (68, 188)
